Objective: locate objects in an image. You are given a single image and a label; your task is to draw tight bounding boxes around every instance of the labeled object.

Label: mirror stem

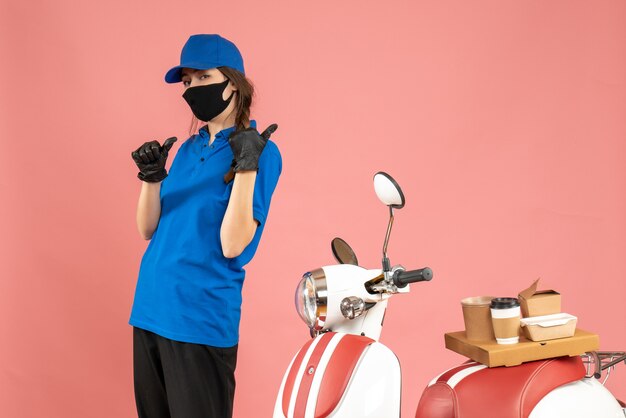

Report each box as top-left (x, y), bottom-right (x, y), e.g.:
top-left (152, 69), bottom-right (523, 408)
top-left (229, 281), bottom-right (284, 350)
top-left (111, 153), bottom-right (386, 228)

top-left (382, 206), bottom-right (394, 272)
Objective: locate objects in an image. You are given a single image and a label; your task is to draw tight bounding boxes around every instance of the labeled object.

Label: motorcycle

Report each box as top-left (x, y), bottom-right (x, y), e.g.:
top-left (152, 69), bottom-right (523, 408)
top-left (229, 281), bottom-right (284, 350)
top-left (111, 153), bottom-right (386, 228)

top-left (273, 171), bottom-right (626, 417)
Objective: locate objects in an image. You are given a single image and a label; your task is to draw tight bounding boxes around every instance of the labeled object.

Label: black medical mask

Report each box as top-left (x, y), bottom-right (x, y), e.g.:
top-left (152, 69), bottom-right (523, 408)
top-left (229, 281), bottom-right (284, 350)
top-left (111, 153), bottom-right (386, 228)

top-left (182, 78), bottom-right (234, 122)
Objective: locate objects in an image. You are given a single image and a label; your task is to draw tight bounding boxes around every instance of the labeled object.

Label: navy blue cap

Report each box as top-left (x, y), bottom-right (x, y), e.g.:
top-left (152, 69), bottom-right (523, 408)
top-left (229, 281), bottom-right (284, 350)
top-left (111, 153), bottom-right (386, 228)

top-left (164, 34), bottom-right (245, 83)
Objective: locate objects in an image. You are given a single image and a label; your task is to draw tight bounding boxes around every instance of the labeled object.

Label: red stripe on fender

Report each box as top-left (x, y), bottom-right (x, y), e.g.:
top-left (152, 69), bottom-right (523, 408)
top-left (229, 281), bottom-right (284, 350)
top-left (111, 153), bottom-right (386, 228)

top-left (436, 362), bottom-right (479, 385)
top-left (314, 334), bottom-right (375, 417)
top-left (292, 333), bottom-right (336, 418)
top-left (282, 338), bottom-right (316, 417)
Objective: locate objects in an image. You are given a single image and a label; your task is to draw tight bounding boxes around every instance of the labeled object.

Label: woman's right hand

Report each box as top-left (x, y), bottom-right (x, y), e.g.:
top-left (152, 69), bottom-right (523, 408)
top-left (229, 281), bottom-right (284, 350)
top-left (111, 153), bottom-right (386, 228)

top-left (131, 137), bottom-right (178, 182)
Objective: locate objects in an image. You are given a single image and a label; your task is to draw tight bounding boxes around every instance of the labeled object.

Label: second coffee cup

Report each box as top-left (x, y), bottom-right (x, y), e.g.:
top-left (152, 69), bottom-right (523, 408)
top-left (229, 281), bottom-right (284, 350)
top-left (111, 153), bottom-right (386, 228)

top-left (490, 297), bottom-right (521, 344)
top-left (461, 296), bottom-right (495, 341)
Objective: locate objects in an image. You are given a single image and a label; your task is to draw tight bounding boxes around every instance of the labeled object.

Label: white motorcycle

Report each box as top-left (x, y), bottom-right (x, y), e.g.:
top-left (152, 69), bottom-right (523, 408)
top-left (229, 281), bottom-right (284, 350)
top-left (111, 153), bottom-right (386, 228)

top-left (274, 171), bottom-right (626, 417)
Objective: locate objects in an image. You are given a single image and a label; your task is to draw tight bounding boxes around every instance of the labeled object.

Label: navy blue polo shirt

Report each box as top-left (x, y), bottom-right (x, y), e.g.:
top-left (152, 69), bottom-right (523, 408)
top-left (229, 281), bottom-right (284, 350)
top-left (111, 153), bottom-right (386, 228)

top-left (129, 120), bottom-right (282, 347)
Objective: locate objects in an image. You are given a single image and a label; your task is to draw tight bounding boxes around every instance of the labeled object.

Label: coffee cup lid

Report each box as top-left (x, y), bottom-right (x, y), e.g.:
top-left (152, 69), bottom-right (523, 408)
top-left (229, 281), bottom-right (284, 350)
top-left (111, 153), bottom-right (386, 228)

top-left (490, 297), bottom-right (519, 309)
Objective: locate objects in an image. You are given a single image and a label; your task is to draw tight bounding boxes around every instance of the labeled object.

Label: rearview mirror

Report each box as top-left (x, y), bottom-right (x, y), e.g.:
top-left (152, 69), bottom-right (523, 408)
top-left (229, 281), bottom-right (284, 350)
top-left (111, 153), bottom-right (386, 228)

top-left (331, 237), bottom-right (359, 266)
top-left (373, 172), bottom-right (405, 209)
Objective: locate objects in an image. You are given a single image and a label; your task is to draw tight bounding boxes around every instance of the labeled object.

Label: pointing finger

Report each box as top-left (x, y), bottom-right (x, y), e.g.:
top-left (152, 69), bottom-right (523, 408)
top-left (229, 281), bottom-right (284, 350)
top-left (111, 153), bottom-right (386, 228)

top-left (162, 137), bottom-right (178, 152)
top-left (260, 124), bottom-right (278, 140)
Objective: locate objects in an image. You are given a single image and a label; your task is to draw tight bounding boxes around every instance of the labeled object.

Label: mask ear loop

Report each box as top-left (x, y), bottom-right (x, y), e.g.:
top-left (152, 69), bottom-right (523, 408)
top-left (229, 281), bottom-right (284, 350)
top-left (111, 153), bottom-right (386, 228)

top-left (223, 77), bottom-right (236, 102)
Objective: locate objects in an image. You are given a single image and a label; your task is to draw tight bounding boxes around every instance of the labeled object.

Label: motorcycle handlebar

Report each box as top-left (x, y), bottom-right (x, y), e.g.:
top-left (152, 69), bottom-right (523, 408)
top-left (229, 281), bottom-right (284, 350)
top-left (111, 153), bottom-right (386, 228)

top-left (393, 267), bottom-right (433, 288)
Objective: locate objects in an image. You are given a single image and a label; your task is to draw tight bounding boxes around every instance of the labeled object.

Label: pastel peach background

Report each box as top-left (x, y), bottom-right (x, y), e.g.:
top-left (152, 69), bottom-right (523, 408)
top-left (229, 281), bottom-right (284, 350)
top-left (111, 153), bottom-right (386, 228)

top-left (1, 0), bottom-right (625, 417)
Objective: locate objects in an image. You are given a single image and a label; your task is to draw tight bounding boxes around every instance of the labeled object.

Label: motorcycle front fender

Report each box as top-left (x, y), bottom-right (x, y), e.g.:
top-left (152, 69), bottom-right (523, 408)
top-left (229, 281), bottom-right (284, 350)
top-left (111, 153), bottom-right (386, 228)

top-left (273, 332), bottom-right (401, 418)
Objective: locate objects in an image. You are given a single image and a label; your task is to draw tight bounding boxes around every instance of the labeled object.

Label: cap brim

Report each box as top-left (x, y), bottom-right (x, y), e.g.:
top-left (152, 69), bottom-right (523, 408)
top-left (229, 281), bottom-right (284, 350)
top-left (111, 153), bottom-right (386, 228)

top-left (164, 62), bottom-right (221, 83)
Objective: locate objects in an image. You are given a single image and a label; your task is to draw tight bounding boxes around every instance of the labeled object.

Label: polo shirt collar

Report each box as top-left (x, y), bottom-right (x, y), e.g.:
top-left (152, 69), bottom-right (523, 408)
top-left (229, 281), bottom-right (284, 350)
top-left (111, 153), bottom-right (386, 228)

top-left (199, 120), bottom-right (257, 141)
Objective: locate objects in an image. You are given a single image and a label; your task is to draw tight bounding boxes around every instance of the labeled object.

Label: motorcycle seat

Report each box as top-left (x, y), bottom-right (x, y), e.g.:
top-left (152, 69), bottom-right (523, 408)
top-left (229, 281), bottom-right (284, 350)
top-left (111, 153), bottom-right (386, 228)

top-left (415, 355), bottom-right (586, 418)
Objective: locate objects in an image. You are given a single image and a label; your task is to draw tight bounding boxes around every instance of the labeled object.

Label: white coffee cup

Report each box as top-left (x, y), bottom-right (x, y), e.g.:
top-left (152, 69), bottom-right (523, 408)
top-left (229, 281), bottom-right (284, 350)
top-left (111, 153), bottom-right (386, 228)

top-left (490, 297), bottom-right (521, 344)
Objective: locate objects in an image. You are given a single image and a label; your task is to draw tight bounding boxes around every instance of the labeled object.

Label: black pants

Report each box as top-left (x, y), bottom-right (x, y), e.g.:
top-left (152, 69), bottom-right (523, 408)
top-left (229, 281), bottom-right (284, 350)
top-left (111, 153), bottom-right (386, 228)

top-left (133, 327), bottom-right (238, 418)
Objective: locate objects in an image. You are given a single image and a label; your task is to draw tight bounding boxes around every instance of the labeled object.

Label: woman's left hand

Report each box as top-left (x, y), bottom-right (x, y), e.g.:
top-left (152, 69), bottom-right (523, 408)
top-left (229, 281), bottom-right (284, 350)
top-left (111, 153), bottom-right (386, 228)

top-left (227, 124), bottom-right (278, 172)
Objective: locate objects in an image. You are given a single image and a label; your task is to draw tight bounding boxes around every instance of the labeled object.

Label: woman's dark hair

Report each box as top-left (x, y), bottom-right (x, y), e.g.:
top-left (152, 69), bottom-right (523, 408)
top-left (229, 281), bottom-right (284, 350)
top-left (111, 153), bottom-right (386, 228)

top-left (188, 66), bottom-right (255, 136)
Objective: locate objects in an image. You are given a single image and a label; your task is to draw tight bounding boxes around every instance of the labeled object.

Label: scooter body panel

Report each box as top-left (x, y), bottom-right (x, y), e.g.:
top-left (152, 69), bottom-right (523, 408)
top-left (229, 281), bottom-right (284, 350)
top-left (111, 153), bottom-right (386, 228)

top-left (273, 332), bottom-right (401, 418)
top-left (529, 378), bottom-right (624, 418)
top-left (318, 265), bottom-right (387, 341)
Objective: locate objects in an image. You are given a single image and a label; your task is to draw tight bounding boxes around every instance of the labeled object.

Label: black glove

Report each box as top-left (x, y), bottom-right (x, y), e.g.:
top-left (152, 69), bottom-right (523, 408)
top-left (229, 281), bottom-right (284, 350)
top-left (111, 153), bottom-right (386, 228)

top-left (227, 124), bottom-right (278, 172)
top-left (131, 137), bottom-right (177, 182)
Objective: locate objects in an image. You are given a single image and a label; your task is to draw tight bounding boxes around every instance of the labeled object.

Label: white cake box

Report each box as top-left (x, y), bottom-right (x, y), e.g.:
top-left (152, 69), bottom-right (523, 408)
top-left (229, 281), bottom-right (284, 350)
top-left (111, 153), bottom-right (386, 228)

top-left (520, 313), bottom-right (577, 341)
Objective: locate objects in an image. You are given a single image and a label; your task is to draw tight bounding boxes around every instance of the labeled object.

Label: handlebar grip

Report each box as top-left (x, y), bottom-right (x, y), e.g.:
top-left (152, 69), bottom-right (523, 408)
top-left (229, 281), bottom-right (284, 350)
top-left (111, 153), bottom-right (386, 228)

top-left (393, 267), bottom-right (433, 288)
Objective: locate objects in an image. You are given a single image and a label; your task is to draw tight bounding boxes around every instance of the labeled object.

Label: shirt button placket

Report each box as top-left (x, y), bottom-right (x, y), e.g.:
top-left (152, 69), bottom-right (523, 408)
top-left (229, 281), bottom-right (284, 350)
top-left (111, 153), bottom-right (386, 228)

top-left (206, 134), bottom-right (218, 159)
top-left (202, 137), bottom-right (211, 162)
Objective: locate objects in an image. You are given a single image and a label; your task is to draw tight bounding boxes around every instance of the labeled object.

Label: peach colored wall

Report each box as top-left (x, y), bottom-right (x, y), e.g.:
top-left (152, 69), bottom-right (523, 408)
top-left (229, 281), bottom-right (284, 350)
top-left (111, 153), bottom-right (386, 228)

top-left (1, 1), bottom-right (624, 417)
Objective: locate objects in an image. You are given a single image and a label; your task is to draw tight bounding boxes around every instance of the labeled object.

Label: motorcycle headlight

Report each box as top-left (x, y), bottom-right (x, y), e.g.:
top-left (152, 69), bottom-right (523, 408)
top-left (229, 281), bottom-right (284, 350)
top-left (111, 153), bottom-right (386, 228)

top-left (294, 269), bottom-right (327, 330)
